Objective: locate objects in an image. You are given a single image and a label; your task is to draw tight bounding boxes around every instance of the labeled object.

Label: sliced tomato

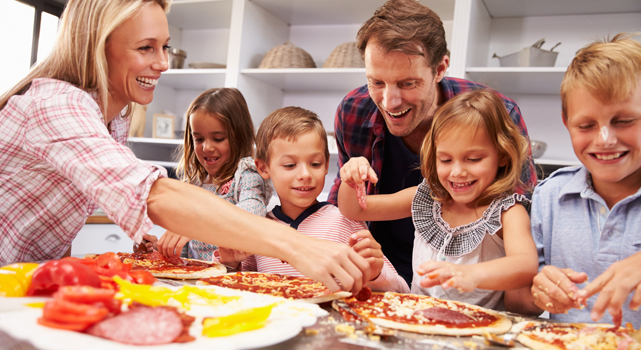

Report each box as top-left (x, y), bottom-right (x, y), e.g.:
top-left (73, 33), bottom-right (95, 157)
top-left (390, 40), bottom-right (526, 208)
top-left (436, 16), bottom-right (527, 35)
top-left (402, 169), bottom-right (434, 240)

top-left (93, 252), bottom-right (126, 277)
top-left (37, 317), bottom-right (93, 332)
top-left (44, 299), bottom-right (109, 321)
top-left (54, 286), bottom-right (116, 303)
top-left (95, 297), bottom-right (122, 314)
top-left (128, 270), bottom-right (156, 285)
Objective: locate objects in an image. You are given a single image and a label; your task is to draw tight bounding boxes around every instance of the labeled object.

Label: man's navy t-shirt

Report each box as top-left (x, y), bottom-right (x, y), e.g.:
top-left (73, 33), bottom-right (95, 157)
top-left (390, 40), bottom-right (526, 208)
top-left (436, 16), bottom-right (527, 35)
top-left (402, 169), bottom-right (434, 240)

top-left (369, 128), bottom-right (422, 287)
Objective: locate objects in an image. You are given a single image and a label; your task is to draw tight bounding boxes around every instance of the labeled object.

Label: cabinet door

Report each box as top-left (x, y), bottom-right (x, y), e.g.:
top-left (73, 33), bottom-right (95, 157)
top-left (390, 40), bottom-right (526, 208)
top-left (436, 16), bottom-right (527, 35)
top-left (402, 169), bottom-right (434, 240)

top-left (71, 225), bottom-right (167, 257)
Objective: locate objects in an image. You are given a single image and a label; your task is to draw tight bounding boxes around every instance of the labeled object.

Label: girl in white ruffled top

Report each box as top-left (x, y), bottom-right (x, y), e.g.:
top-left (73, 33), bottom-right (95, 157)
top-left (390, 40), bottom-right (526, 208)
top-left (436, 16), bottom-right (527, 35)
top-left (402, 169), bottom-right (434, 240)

top-left (338, 89), bottom-right (538, 310)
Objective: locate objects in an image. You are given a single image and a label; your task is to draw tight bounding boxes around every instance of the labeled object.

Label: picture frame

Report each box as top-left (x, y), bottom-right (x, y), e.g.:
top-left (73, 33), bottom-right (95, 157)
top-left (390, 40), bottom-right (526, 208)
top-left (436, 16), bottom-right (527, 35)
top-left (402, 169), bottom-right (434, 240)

top-left (152, 113), bottom-right (175, 139)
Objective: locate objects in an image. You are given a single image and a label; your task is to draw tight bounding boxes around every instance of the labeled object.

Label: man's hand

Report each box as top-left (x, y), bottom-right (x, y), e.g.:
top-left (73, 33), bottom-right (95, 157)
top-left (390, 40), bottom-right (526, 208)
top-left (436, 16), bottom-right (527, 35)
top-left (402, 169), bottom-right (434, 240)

top-left (576, 252), bottom-right (641, 327)
top-left (349, 230), bottom-right (384, 281)
top-left (157, 230), bottom-right (191, 258)
top-left (287, 238), bottom-right (371, 294)
top-left (530, 266), bottom-right (588, 314)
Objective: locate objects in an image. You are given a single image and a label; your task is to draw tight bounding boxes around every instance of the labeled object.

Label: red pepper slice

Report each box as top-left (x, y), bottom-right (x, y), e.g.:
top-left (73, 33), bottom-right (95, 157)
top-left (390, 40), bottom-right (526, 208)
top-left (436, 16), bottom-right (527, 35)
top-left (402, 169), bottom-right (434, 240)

top-left (26, 260), bottom-right (101, 296)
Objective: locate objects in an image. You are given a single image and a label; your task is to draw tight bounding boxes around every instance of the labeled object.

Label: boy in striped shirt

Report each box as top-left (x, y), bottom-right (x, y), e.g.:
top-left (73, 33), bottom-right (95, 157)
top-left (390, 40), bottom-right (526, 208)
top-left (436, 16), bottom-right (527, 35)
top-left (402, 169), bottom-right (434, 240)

top-left (217, 106), bottom-right (409, 293)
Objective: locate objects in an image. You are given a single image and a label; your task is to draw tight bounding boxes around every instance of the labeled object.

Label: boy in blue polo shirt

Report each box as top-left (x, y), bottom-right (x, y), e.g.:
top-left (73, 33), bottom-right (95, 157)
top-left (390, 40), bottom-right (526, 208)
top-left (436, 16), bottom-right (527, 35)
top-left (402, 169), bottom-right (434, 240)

top-left (505, 34), bottom-right (641, 328)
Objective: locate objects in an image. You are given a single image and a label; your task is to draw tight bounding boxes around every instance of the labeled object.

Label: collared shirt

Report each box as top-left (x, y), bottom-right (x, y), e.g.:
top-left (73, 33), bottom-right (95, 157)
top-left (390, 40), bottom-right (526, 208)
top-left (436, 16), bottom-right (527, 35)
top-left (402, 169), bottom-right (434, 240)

top-left (532, 166), bottom-right (641, 327)
top-left (0, 78), bottom-right (167, 264)
top-left (329, 77), bottom-right (537, 203)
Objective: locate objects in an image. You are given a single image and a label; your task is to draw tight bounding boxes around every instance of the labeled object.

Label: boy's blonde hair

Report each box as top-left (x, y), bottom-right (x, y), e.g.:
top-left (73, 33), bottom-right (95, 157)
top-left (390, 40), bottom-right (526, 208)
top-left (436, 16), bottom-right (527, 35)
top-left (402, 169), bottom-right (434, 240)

top-left (0, 0), bottom-right (171, 118)
top-left (176, 88), bottom-right (255, 188)
top-left (561, 33), bottom-right (641, 119)
top-left (421, 89), bottom-right (530, 206)
top-left (255, 106), bottom-right (329, 164)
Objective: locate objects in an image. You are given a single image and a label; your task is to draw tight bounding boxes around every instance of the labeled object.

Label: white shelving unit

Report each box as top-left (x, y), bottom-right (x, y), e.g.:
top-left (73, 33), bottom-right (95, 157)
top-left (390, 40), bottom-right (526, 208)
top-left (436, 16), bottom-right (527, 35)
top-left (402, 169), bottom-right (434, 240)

top-left (130, 0), bottom-right (641, 182)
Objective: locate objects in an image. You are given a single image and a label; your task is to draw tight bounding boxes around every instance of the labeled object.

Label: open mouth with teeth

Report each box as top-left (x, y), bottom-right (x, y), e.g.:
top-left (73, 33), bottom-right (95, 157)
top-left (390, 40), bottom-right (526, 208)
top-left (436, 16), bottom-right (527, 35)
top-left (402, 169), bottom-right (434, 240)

top-left (450, 180), bottom-right (476, 190)
top-left (293, 186), bottom-right (315, 192)
top-left (203, 156), bottom-right (220, 165)
top-left (386, 108), bottom-right (411, 119)
top-left (136, 77), bottom-right (158, 88)
top-left (592, 152), bottom-right (627, 161)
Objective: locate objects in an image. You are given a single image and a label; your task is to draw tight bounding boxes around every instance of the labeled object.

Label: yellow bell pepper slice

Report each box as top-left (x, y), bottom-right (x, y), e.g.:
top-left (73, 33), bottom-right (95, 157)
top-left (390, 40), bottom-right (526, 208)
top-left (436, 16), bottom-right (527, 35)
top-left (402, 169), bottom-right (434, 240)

top-left (1, 263), bottom-right (40, 291)
top-left (113, 277), bottom-right (238, 309)
top-left (202, 303), bottom-right (277, 337)
top-left (113, 276), bottom-right (175, 306)
top-left (0, 270), bottom-right (24, 297)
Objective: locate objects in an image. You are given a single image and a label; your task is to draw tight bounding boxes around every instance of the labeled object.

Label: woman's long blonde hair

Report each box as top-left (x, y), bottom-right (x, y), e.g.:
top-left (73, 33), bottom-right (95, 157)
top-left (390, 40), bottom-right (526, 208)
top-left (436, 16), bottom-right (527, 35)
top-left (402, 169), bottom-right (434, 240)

top-left (421, 89), bottom-right (530, 206)
top-left (0, 0), bottom-right (171, 118)
top-left (176, 88), bottom-right (255, 189)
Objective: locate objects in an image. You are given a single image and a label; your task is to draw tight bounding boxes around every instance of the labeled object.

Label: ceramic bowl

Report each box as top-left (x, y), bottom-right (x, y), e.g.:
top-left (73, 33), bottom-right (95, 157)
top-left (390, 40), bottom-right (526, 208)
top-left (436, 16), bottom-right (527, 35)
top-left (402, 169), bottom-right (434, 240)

top-left (531, 140), bottom-right (547, 158)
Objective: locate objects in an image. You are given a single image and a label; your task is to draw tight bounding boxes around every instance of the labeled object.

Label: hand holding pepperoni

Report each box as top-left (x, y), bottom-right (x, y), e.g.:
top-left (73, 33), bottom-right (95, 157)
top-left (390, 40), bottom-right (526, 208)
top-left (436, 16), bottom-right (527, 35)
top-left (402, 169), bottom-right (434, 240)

top-left (417, 261), bottom-right (479, 292)
top-left (530, 265), bottom-right (587, 315)
top-left (349, 230), bottom-right (384, 281)
top-left (157, 230), bottom-right (191, 258)
top-left (339, 157), bottom-right (378, 190)
top-left (575, 251), bottom-right (641, 327)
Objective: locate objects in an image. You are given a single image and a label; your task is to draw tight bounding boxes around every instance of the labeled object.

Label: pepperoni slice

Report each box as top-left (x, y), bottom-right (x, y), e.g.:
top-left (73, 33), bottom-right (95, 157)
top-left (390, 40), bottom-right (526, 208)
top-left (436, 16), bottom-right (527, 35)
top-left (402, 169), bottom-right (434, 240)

top-left (354, 286), bottom-right (372, 301)
top-left (356, 182), bottom-right (367, 210)
top-left (414, 307), bottom-right (473, 325)
top-left (86, 305), bottom-right (183, 345)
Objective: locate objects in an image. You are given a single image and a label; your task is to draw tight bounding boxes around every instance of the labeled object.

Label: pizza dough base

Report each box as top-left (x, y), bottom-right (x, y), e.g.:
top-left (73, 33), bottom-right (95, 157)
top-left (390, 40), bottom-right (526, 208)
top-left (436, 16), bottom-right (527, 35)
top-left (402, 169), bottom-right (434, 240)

top-left (368, 311), bottom-right (511, 336)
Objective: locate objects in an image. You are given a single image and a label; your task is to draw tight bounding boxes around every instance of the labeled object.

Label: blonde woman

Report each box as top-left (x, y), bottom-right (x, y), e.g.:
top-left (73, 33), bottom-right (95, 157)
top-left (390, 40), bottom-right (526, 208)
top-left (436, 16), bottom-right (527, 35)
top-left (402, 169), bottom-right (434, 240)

top-left (0, 0), bottom-right (370, 293)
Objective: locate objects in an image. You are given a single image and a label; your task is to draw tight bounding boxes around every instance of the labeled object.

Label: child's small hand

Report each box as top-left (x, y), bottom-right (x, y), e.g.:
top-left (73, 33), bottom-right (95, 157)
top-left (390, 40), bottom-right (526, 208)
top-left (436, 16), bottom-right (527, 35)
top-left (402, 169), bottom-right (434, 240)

top-left (340, 157), bottom-right (378, 189)
top-left (417, 261), bottom-right (479, 292)
top-left (217, 247), bottom-right (251, 269)
top-left (575, 251), bottom-right (641, 327)
top-left (531, 266), bottom-right (587, 315)
top-left (157, 230), bottom-right (191, 258)
top-left (349, 230), bottom-right (384, 281)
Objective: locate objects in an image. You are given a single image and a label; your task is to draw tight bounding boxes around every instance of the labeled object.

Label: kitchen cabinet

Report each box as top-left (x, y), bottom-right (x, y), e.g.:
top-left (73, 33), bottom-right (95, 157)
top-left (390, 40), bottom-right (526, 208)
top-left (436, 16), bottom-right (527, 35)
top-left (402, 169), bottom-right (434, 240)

top-left (71, 224), bottom-right (168, 257)
top-left (136, 0), bottom-right (641, 185)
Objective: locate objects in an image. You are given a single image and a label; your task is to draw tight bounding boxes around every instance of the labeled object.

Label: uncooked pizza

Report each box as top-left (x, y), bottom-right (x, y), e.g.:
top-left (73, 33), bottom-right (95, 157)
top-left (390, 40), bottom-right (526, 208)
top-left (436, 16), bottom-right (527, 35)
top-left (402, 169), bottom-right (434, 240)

top-left (335, 291), bottom-right (511, 336)
top-left (112, 252), bottom-right (226, 280)
top-left (197, 271), bottom-right (351, 303)
top-left (512, 321), bottom-right (641, 350)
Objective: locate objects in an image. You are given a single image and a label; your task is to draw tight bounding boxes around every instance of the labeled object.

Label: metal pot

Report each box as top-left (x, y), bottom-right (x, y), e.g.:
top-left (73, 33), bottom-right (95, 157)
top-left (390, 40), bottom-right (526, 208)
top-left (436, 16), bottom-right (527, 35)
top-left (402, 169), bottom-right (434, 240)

top-left (168, 48), bottom-right (187, 69)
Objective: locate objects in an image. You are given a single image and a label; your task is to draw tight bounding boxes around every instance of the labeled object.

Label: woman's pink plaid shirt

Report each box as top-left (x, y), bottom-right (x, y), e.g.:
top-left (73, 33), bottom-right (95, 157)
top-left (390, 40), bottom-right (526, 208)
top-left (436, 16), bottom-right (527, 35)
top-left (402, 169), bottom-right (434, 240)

top-left (0, 79), bottom-right (167, 264)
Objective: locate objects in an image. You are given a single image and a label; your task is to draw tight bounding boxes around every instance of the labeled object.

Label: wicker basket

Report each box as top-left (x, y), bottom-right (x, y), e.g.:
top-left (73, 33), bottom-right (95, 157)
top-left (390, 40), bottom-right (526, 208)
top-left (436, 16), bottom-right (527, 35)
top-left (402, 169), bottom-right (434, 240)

top-left (258, 42), bottom-right (316, 69)
top-left (323, 42), bottom-right (364, 68)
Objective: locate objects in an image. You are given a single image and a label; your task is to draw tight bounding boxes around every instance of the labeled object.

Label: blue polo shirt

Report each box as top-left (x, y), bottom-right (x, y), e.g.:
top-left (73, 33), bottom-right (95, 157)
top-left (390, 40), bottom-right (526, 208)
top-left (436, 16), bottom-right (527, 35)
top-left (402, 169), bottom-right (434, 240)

top-left (532, 166), bottom-right (641, 327)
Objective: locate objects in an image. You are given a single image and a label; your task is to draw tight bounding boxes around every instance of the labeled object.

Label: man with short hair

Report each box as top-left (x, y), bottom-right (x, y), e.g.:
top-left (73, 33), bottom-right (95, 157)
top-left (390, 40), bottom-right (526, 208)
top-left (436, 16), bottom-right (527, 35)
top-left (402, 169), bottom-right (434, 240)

top-left (329, 0), bottom-right (537, 286)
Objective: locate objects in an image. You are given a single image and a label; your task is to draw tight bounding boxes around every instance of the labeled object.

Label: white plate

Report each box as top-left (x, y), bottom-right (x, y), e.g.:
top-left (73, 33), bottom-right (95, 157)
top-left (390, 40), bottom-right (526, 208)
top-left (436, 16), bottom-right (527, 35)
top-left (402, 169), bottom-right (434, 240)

top-left (0, 285), bottom-right (327, 350)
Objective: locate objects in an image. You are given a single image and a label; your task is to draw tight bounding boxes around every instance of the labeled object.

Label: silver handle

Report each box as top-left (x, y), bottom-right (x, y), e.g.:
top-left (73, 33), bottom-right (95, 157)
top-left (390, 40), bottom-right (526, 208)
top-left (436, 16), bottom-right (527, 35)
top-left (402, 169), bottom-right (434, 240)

top-left (105, 234), bottom-right (121, 242)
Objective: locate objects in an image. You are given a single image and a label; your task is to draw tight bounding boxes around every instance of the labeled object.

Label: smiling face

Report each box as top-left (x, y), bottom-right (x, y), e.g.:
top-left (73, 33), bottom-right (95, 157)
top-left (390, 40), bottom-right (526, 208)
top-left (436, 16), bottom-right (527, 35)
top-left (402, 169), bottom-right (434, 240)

top-left (190, 109), bottom-right (231, 183)
top-left (105, 3), bottom-right (169, 119)
top-left (365, 39), bottom-right (447, 149)
top-left (564, 79), bottom-right (641, 194)
top-left (435, 125), bottom-right (504, 208)
top-left (256, 131), bottom-right (329, 219)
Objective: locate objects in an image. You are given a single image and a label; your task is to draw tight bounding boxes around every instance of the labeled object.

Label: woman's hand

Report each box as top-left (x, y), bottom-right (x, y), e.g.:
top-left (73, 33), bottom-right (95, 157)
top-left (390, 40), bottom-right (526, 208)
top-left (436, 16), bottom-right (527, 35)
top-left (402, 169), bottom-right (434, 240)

top-left (576, 251), bottom-right (641, 327)
top-left (339, 157), bottom-right (378, 189)
top-left (157, 230), bottom-right (191, 258)
top-left (216, 247), bottom-right (251, 269)
top-left (417, 261), bottom-right (480, 292)
top-left (530, 265), bottom-right (587, 314)
top-left (286, 238), bottom-right (371, 294)
top-left (349, 230), bottom-right (384, 281)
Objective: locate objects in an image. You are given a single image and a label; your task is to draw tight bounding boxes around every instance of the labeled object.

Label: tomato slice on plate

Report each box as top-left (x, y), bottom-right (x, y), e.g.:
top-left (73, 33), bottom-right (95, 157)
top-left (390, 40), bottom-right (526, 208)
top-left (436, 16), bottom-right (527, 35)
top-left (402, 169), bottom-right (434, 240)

top-left (54, 285), bottom-right (116, 303)
top-left (37, 317), bottom-right (93, 332)
top-left (128, 270), bottom-right (156, 285)
top-left (43, 299), bottom-right (109, 324)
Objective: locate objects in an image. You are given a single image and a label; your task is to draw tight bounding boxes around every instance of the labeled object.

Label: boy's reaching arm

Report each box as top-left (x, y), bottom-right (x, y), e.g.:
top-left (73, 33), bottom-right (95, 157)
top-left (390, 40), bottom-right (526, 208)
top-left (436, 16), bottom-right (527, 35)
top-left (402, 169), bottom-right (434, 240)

top-left (576, 251), bottom-right (641, 327)
top-left (337, 157), bottom-right (414, 221)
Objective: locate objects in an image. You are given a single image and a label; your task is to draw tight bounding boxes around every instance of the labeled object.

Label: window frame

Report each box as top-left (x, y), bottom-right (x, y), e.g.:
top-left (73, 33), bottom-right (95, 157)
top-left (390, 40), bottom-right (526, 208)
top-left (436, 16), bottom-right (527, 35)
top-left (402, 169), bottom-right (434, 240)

top-left (15, 0), bottom-right (64, 66)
